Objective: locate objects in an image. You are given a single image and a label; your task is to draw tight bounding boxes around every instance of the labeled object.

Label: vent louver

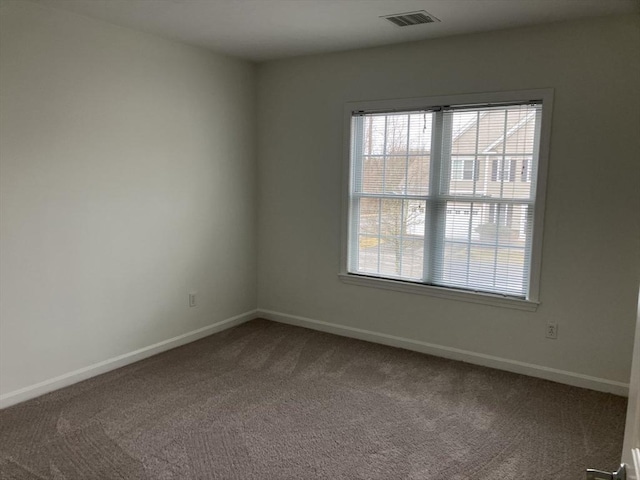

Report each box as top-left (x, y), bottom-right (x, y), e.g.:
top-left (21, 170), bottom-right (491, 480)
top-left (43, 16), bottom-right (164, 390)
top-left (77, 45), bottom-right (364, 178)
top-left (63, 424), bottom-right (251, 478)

top-left (381, 10), bottom-right (440, 27)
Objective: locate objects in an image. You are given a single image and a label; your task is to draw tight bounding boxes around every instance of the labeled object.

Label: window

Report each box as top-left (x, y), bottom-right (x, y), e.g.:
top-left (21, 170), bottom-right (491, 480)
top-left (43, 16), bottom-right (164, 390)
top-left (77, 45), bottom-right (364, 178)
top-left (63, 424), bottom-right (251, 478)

top-left (452, 158), bottom-right (476, 181)
top-left (491, 157), bottom-right (531, 182)
top-left (340, 90), bottom-right (552, 309)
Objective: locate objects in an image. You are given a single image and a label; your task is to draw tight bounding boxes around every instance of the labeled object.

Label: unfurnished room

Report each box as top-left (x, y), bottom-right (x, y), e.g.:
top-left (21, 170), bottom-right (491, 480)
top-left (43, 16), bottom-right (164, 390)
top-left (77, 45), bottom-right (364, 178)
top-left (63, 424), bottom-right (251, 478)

top-left (0, 1), bottom-right (639, 479)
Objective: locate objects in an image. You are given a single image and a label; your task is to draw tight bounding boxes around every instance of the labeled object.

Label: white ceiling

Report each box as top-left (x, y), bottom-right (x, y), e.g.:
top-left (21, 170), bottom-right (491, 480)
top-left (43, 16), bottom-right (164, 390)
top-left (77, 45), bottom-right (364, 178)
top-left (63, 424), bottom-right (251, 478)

top-left (33, 0), bottom-right (639, 61)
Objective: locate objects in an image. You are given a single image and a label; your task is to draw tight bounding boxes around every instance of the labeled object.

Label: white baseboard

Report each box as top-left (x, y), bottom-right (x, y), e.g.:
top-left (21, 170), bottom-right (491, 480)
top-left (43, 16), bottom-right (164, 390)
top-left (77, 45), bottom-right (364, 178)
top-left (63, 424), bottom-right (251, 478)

top-left (0, 310), bottom-right (258, 409)
top-left (2, 308), bottom-right (628, 408)
top-left (258, 309), bottom-right (630, 397)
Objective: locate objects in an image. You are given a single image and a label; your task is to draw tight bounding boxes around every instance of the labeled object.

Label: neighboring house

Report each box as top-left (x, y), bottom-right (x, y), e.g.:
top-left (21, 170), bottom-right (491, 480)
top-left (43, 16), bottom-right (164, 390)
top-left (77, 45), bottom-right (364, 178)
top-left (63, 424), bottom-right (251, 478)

top-left (446, 108), bottom-right (536, 241)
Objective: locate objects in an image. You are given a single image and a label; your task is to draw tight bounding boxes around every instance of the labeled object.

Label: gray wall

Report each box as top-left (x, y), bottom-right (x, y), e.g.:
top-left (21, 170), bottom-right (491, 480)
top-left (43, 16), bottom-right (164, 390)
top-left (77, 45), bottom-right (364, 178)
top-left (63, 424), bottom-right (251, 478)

top-left (257, 15), bottom-right (640, 386)
top-left (0, 2), bottom-right (257, 396)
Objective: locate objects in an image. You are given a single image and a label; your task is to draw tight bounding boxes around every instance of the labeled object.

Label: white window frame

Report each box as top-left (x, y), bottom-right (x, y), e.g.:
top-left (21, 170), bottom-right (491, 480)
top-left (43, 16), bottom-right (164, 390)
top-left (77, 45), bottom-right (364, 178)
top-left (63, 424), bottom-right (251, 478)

top-left (339, 89), bottom-right (553, 311)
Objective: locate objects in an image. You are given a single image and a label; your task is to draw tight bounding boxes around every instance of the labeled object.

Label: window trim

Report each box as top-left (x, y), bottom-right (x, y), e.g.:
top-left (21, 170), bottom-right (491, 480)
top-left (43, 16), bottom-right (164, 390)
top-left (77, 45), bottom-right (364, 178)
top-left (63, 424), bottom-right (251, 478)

top-left (339, 89), bottom-right (554, 310)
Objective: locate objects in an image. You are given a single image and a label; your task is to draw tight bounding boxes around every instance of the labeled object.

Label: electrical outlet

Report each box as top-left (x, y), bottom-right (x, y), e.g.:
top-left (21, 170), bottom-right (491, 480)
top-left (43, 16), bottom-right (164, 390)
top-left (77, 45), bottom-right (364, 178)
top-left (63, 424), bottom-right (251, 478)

top-left (188, 293), bottom-right (197, 307)
top-left (546, 322), bottom-right (558, 339)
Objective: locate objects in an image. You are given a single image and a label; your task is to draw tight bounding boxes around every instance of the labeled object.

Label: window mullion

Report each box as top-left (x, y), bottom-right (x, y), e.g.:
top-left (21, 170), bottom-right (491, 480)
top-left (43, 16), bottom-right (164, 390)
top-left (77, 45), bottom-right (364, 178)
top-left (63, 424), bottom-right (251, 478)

top-left (465, 111), bottom-right (482, 285)
top-left (423, 111), bottom-right (449, 285)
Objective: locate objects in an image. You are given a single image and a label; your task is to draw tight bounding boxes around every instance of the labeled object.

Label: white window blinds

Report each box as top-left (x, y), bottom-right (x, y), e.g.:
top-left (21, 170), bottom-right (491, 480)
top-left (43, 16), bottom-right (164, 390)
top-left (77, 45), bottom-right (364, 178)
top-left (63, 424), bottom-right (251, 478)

top-left (348, 102), bottom-right (542, 299)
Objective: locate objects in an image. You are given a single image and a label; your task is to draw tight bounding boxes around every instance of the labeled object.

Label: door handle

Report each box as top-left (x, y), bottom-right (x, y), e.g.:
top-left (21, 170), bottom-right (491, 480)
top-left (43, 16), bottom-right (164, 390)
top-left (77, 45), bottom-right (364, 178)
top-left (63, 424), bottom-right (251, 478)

top-left (586, 464), bottom-right (626, 480)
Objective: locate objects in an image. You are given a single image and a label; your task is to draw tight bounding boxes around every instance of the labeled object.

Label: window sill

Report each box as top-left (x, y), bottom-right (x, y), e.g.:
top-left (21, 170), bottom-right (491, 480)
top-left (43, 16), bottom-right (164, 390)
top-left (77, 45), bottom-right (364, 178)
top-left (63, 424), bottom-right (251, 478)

top-left (338, 273), bottom-right (539, 312)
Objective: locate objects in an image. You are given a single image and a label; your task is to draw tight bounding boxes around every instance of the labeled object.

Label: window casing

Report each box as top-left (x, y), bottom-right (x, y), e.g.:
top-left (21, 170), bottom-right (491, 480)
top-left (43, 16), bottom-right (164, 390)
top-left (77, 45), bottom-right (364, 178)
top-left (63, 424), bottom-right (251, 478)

top-left (340, 90), bottom-right (553, 310)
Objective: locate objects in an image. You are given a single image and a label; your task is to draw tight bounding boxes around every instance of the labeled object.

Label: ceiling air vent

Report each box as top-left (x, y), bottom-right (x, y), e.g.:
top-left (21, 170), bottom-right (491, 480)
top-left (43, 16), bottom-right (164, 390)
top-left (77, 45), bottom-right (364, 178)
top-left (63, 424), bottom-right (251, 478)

top-left (381, 10), bottom-right (440, 27)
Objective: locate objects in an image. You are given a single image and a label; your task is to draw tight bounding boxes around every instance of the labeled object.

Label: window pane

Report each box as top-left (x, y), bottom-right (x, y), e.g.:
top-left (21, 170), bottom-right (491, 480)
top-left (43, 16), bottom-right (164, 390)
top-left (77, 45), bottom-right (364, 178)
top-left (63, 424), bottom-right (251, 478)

top-left (360, 157), bottom-right (384, 193)
top-left (476, 204), bottom-right (529, 246)
top-left (443, 104), bottom-right (539, 203)
top-left (439, 242), bottom-right (526, 296)
top-left (406, 155), bottom-right (430, 196)
top-left (450, 111), bottom-right (479, 155)
top-left (384, 156), bottom-right (407, 194)
top-left (504, 112), bottom-right (537, 154)
top-left (494, 246), bottom-right (526, 295)
top-left (467, 246), bottom-right (497, 291)
top-left (441, 242), bottom-right (469, 285)
top-left (379, 198), bottom-right (403, 238)
top-left (404, 200), bottom-right (426, 238)
top-left (355, 199), bottom-right (425, 279)
top-left (408, 113), bottom-right (432, 155)
top-left (379, 236), bottom-right (425, 279)
top-left (356, 113), bottom-right (432, 196)
top-left (379, 200), bottom-right (405, 277)
top-left (477, 109), bottom-right (508, 154)
top-left (385, 114), bottom-right (409, 155)
top-left (379, 199), bottom-right (426, 238)
top-left (358, 198), bottom-right (380, 235)
top-left (434, 200), bottom-right (530, 296)
top-left (401, 238), bottom-right (424, 279)
top-left (358, 235), bottom-right (381, 274)
top-left (378, 239), bottom-right (402, 277)
top-left (444, 201), bottom-right (478, 241)
top-left (363, 116), bottom-right (385, 155)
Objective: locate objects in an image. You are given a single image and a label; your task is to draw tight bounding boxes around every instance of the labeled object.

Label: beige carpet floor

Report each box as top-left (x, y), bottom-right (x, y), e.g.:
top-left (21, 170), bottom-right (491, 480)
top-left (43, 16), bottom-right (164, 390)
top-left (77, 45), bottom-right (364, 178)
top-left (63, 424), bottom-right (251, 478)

top-left (0, 318), bottom-right (627, 479)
